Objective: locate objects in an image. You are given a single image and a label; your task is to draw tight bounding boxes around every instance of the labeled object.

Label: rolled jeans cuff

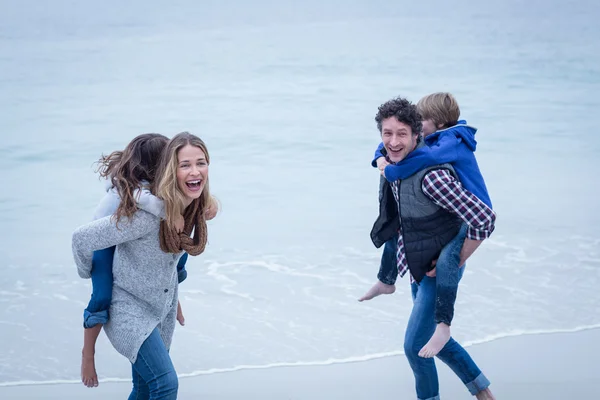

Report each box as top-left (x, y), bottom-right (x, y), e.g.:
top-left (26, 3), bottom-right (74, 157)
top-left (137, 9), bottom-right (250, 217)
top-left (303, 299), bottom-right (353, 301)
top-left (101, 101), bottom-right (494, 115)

top-left (83, 309), bottom-right (108, 329)
top-left (466, 372), bottom-right (491, 395)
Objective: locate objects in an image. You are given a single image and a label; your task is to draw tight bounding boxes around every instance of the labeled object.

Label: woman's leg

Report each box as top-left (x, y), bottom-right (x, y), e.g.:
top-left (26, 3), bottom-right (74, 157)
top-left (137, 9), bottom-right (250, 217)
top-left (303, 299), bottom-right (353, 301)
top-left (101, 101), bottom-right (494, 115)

top-left (129, 329), bottom-right (178, 400)
top-left (81, 247), bottom-right (115, 387)
top-left (128, 364), bottom-right (150, 400)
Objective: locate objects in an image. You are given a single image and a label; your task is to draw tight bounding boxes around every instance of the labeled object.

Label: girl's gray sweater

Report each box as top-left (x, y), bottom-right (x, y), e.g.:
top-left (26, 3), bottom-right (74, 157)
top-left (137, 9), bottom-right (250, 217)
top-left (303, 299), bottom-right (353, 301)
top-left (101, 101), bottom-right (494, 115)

top-left (72, 186), bottom-right (182, 363)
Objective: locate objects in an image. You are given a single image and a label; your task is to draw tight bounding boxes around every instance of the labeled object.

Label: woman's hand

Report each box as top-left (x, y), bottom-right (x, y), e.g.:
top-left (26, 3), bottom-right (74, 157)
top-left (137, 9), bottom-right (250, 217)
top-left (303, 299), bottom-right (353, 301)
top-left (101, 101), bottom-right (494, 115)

top-left (204, 196), bottom-right (219, 220)
top-left (176, 301), bottom-right (185, 326)
top-left (174, 215), bottom-right (185, 233)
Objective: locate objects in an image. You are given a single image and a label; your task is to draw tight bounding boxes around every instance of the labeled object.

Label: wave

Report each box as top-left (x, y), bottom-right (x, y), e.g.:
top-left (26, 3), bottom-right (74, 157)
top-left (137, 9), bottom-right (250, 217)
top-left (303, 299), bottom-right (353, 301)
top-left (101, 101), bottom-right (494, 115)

top-left (2, 323), bottom-right (599, 388)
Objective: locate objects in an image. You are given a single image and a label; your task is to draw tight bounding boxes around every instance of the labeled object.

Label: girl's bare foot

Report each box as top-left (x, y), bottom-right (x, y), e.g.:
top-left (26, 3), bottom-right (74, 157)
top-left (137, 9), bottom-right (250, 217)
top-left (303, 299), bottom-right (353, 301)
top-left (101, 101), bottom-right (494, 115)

top-left (358, 281), bottom-right (396, 302)
top-left (475, 388), bottom-right (496, 400)
top-left (81, 351), bottom-right (98, 388)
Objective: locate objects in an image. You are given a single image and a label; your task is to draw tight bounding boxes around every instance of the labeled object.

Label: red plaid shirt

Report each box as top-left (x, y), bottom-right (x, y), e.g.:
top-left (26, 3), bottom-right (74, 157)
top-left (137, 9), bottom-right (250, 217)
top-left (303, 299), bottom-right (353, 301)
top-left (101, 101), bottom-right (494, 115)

top-left (391, 169), bottom-right (496, 280)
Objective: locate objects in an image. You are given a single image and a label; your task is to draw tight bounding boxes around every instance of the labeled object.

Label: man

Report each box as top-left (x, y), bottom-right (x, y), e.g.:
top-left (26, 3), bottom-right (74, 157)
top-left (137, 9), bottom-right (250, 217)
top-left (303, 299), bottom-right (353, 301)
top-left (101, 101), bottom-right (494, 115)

top-left (369, 97), bottom-right (496, 400)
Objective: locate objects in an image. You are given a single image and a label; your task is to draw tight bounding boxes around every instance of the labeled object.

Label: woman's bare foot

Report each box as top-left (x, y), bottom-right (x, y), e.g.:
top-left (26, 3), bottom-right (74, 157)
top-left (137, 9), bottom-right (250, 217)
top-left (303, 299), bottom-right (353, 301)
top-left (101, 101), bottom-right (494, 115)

top-left (475, 388), bottom-right (496, 400)
top-left (81, 351), bottom-right (98, 388)
top-left (358, 281), bottom-right (396, 302)
top-left (419, 323), bottom-right (451, 358)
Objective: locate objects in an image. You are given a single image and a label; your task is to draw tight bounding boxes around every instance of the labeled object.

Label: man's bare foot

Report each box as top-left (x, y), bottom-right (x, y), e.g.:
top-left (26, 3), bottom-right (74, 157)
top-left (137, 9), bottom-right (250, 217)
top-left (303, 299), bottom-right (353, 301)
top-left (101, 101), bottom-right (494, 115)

top-left (81, 351), bottom-right (98, 388)
top-left (358, 281), bottom-right (395, 302)
top-left (419, 323), bottom-right (451, 358)
top-left (475, 388), bottom-right (496, 400)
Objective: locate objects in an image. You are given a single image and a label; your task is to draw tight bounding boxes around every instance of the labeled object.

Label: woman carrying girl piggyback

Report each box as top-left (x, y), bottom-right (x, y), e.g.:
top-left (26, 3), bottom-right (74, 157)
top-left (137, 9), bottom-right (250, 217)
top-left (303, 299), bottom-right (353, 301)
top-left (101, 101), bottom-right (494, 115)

top-left (73, 132), bottom-right (215, 400)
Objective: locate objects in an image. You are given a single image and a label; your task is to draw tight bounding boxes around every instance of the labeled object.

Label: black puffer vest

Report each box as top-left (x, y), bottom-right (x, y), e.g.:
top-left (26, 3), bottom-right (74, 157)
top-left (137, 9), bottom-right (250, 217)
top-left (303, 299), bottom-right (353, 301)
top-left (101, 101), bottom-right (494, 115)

top-left (370, 161), bottom-right (461, 282)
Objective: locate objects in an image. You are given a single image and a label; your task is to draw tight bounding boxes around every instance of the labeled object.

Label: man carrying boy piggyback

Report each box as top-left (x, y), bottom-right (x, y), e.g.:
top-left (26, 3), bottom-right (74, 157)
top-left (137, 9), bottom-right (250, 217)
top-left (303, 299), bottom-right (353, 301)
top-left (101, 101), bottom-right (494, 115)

top-left (364, 94), bottom-right (497, 400)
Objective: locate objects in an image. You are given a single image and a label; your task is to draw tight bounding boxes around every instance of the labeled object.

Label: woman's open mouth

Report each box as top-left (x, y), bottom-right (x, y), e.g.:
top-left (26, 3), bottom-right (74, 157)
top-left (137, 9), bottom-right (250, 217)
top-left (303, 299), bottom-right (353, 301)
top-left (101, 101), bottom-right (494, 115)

top-left (186, 179), bottom-right (203, 192)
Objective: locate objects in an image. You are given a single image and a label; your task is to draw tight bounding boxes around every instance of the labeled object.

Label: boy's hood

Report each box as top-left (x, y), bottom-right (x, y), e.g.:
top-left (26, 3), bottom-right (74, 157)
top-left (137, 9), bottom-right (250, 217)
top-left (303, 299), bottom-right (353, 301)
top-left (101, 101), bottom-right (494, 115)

top-left (425, 120), bottom-right (478, 151)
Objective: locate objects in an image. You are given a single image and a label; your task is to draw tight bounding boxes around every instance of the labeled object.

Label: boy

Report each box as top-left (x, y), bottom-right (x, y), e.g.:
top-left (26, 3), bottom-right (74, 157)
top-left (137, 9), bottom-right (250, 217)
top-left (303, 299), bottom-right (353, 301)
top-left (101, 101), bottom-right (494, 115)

top-left (360, 92), bottom-right (493, 358)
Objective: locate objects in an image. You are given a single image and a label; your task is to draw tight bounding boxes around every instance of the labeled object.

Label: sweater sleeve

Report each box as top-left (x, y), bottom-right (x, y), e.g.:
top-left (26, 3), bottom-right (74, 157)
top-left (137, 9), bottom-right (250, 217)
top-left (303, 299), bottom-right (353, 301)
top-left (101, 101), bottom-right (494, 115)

top-left (72, 211), bottom-right (157, 279)
top-left (371, 142), bottom-right (386, 167)
top-left (383, 133), bottom-right (460, 181)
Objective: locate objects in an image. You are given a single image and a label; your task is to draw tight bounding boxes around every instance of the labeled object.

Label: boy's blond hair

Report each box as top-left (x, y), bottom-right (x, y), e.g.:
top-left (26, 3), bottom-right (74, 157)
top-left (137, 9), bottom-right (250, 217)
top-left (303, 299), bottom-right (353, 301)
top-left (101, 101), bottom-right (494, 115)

top-left (417, 92), bottom-right (460, 129)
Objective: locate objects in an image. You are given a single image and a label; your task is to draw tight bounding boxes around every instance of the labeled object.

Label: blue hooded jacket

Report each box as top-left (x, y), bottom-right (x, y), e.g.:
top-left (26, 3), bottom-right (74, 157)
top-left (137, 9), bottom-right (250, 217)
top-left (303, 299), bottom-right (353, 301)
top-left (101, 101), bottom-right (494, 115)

top-left (372, 120), bottom-right (492, 208)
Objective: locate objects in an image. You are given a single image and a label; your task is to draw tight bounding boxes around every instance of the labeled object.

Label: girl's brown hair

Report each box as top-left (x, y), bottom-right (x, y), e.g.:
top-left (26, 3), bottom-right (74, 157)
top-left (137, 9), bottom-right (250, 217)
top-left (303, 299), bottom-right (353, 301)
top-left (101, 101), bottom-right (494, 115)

top-left (96, 133), bottom-right (169, 224)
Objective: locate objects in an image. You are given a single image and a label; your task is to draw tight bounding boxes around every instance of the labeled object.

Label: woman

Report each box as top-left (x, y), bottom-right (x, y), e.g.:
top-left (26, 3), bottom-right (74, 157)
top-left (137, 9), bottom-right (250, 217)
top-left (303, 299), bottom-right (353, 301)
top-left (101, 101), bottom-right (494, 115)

top-left (80, 133), bottom-right (218, 388)
top-left (73, 132), bottom-right (213, 399)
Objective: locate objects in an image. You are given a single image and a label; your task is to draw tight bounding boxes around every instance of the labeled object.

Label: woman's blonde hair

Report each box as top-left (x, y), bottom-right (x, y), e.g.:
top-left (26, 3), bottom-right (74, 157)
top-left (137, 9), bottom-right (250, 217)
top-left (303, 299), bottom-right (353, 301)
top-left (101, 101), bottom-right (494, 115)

top-left (153, 132), bottom-right (213, 229)
top-left (416, 92), bottom-right (461, 129)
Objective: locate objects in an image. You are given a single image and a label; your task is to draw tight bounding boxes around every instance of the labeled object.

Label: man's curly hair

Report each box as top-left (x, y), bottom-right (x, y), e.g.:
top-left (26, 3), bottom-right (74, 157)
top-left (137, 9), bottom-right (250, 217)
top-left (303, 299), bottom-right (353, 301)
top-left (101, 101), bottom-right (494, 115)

top-left (375, 97), bottom-right (422, 135)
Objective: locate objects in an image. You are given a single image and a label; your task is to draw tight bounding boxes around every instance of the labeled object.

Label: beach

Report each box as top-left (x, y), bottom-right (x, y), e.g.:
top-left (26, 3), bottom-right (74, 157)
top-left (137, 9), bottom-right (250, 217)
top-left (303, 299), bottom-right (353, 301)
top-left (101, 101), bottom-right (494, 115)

top-left (3, 328), bottom-right (596, 399)
top-left (1, 0), bottom-right (599, 397)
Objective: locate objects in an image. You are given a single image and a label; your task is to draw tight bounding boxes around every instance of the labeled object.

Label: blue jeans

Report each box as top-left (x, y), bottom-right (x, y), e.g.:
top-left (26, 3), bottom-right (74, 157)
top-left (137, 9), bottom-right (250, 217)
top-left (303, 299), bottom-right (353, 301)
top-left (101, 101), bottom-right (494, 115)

top-left (83, 247), bottom-right (115, 328)
top-left (434, 224), bottom-right (467, 326)
top-left (405, 266), bottom-right (490, 400)
top-left (83, 250), bottom-right (189, 329)
top-left (128, 328), bottom-right (178, 400)
top-left (377, 233), bottom-right (399, 285)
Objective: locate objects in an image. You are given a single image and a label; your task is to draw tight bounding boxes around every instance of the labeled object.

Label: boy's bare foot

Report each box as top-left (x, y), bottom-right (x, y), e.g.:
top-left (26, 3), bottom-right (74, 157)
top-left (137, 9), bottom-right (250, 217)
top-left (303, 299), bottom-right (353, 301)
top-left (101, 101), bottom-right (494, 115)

top-left (81, 352), bottom-right (98, 388)
top-left (475, 388), bottom-right (496, 400)
top-left (419, 323), bottom-right (451, 358)
top-left (358, 281), bottom-right (395, 302)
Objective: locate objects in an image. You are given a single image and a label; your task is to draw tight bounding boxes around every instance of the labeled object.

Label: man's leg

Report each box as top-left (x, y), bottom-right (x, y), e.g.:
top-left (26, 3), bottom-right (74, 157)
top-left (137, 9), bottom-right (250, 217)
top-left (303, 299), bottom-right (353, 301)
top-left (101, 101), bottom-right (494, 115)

top-left (436, 338), bottom-right (494, 399)
top-left (404, 276), bottom-right (441, 400)
top-left (129, 329), bottom-right (178, 400)
top-left (359, 234), bottom-right (398, 301)
top-left (434, 266), bottom-right (494, 399)
top-left (419, 224), bottom-right (467, 358)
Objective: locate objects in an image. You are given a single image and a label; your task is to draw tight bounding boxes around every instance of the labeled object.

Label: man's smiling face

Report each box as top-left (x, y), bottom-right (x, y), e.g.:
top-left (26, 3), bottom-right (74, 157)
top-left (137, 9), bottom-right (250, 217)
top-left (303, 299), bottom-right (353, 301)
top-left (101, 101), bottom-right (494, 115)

top-left (381, 116), bottom-right (418, 163)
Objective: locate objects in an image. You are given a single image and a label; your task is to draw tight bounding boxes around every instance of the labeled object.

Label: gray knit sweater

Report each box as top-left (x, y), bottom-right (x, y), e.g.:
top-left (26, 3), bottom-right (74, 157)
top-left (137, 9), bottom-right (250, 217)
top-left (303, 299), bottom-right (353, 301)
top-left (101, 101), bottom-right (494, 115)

top-left (72, 186), bottom-right (182, 363)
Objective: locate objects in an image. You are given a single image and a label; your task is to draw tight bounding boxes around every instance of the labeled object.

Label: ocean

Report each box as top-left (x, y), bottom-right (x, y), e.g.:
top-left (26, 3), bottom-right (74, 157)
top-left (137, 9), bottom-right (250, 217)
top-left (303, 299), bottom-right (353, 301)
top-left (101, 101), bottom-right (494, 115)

top-left (0, 0), bottom-right (599, 386)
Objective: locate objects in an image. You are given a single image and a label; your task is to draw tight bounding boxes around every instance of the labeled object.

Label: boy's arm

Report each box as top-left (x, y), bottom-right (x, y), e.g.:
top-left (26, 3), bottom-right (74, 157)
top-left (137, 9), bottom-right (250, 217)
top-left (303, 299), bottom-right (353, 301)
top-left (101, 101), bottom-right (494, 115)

top-left (383, 133), bottom-right (460, 181)
top-left (421, 169), bottom-right (496, 240)
top-left (371, 142), bottom-right (386, 167)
